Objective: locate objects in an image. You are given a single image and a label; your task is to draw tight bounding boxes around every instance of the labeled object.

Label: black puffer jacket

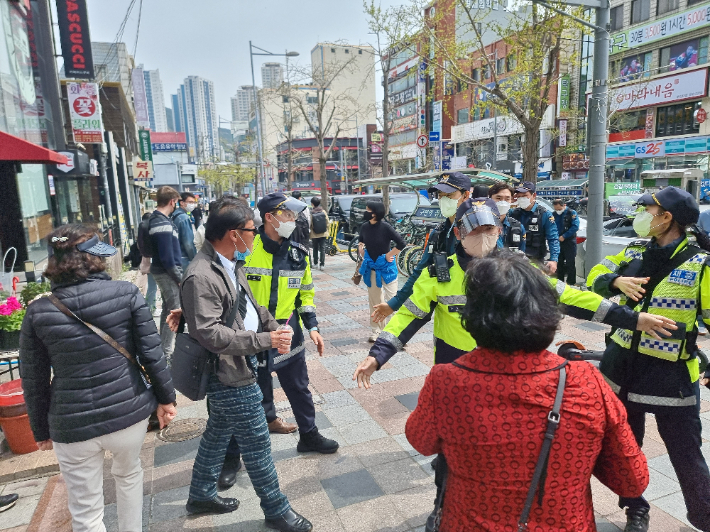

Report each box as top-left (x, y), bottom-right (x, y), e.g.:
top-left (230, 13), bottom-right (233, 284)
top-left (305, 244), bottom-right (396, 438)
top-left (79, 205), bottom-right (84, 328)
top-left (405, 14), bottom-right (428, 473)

top-left (19, 273), bottom-right (175, 444)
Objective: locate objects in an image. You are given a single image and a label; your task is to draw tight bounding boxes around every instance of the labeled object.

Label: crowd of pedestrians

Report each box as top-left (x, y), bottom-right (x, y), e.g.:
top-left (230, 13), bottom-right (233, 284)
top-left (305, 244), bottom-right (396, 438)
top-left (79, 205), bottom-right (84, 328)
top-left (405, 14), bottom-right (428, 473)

top-left (12, 177), bottom-right (710, 532)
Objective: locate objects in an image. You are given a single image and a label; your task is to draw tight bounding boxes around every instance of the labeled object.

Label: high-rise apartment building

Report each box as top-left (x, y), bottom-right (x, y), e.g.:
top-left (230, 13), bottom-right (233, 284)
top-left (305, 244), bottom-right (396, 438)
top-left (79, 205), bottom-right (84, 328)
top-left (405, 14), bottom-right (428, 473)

top-left (261, 62), bottom-right (284, 89)
top-left (143, 69), bottom-right (168, 132)
top-left (166, 107), bottom-right (174, 132)
top-left (173, 76), bottom-right (219, 162)
top-left (231, 85), bottom-right (256, 122)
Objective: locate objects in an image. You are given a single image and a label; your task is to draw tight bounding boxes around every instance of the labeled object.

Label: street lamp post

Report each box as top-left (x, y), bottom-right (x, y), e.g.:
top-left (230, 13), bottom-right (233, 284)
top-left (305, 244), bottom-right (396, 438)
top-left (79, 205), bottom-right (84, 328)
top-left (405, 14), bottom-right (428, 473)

top-left (249, 42), bottom-right (299, 199)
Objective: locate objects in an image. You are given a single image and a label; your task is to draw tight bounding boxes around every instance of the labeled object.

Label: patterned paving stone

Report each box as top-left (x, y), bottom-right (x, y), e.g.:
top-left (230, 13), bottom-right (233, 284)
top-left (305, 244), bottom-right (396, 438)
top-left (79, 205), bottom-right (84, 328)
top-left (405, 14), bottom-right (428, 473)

top-left (395, 392), bottom-right (420, 412)
top-left (320, 469), bottom-right (384, 509)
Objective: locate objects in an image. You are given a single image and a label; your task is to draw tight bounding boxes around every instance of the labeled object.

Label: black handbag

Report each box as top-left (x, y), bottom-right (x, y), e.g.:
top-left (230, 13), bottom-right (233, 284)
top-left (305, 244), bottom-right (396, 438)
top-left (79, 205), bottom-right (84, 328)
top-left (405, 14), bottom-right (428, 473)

top-left (171, 296), bottom-right (240, 401)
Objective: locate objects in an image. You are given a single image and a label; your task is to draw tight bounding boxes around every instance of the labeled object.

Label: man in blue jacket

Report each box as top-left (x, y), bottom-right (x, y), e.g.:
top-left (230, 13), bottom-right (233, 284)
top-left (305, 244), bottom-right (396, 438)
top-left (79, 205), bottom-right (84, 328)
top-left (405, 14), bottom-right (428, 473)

top-left (510, 181), bottom-right (559, 273)
top-left (552, 198), bottom-right (580, 285)
top-left (149, 186), bottom-right (183, 362)
top-left (171, 192), bottom-right (198, 271)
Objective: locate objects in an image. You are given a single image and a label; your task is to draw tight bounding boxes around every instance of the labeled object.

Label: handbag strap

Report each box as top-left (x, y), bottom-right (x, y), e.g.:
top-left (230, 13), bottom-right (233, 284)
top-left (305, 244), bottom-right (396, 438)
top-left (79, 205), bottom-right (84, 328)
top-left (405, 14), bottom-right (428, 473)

top-left (46, 294), bottom-right (136, 365)
top-left (518, 365), bottom-right (567, 532)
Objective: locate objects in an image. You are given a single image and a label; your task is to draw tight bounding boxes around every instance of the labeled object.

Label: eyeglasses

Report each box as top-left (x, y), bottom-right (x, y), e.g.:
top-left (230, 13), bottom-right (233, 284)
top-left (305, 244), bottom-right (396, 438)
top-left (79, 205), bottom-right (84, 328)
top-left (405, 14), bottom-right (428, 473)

top-left (237, 227), bottom-right (258, 234)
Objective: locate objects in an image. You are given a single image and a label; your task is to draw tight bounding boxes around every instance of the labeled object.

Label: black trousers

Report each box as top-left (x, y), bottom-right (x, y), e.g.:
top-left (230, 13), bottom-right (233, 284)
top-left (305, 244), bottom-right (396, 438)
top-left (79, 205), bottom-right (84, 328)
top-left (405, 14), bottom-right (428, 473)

top-left (311, 237), bottom-right (327, 266)
top-left (619, 385), bottom-right (710, 531)
top-left (556, 239), bottom-right (577, 285)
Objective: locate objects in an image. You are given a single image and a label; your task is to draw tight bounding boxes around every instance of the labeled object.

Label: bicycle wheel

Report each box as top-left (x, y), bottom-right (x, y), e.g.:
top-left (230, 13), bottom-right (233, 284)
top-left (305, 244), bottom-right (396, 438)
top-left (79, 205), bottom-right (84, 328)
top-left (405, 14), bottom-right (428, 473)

top-left (348, 235), bottom-right (360, 262)
top-left (407, 247), bottom-right (425, 276)
top-left (396, 247), bottom-right (411, 278)
top-left (398, 244), bottom-right (414, 272)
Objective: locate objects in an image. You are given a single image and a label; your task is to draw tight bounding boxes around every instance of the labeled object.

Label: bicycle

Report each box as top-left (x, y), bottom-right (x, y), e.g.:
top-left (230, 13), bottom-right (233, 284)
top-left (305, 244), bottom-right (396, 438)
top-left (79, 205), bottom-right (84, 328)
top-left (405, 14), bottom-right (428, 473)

top-left (324, 221), bottom-right (348, 256)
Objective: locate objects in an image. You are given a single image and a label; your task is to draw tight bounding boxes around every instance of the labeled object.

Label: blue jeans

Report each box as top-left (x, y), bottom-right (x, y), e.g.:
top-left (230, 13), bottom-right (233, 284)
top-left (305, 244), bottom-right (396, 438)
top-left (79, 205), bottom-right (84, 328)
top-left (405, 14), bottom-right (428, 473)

top-left (189, 377), bottom-right (291, 519)
top-left (145, 273), bottom-right (157, 310)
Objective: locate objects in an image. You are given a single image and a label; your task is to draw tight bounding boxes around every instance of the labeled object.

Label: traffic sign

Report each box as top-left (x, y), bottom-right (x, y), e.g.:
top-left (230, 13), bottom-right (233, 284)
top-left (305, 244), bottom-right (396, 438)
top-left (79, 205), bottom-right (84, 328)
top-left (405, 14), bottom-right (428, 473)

top-left (697, 108), bottom-right (707, 124)
top-left (429, 131), bottom-right (440, 142)
top-left (416, 135), bottom-right (429, 148)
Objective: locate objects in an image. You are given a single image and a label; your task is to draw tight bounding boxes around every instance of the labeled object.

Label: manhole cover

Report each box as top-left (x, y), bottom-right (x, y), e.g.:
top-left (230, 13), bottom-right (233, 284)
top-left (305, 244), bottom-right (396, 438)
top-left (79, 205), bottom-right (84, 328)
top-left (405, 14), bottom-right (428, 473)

top-left (157, 418), bottom-right (207, 443)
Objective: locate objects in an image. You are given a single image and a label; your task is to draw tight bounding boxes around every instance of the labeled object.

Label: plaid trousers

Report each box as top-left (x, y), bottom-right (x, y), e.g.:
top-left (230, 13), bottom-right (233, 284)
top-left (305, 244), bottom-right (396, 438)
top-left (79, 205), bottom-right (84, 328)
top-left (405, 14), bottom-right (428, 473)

top-left (188, 376), bottom-right (291, 519)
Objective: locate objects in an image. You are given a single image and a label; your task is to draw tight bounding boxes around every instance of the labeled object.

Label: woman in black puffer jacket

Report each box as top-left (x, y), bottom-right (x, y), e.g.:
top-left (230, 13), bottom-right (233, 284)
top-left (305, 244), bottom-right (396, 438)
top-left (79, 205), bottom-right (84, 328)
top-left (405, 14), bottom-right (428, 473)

top-left (20, 224), bottom-right (177, 532)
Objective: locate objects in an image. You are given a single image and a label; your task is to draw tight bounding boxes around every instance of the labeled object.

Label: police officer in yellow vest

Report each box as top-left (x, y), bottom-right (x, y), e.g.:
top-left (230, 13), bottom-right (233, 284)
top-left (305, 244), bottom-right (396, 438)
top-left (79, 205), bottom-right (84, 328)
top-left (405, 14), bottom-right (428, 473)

top-left (588, 187), bottom-right (710, 532)
top-left (244, 193), bottom-right (339, 454)
top-left (354, 197), bottom-right (677, 532)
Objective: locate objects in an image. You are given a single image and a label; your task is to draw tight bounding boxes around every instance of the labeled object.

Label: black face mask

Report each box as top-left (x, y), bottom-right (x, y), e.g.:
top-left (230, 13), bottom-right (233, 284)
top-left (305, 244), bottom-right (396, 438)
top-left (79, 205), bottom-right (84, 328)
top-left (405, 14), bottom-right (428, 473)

top-left (363, 212), bottom-right (374, 221)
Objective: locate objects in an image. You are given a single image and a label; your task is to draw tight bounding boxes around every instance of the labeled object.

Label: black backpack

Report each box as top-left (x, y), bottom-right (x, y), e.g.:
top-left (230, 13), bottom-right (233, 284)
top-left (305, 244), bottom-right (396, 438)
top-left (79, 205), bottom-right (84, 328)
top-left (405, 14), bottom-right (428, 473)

top-left (312, 211), bottom-right (328, 234)
top-left (137, 216), bottom-right (153, 258)
top-left (292, 211), bottom-right (311, 244)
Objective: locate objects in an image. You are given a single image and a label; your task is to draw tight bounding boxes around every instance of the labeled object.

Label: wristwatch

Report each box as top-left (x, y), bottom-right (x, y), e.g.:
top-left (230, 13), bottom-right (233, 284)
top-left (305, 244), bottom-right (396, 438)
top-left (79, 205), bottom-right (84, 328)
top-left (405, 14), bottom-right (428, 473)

top-left (309, 327), bottom-right (319, 333)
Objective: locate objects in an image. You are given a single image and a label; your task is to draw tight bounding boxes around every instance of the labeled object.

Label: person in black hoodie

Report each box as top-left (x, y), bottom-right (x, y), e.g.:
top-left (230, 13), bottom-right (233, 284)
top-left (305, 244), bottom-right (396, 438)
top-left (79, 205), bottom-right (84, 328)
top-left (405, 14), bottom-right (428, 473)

top-left (20, 223), bottom-right (177, 532)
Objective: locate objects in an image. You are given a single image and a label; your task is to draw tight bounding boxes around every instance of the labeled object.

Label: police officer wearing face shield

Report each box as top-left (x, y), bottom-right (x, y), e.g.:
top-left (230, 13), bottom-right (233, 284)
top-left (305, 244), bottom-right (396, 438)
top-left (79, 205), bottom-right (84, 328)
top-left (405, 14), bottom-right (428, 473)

top-left (370, 172), bottom-right (472, 324)
top-left (511, 181), bottom-right (560, 273)
top-left (241, 193), bottom-right (338, 455)
top-left (588, 187), bottom-right (710, 532)
top-left (354, 198), bottom-right (677, 532)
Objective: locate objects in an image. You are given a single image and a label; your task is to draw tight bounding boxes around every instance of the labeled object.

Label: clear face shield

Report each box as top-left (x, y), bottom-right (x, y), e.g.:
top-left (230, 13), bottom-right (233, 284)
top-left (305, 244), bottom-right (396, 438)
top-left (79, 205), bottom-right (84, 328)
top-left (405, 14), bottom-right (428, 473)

top-left (457, 205), bottom-right (503, 239)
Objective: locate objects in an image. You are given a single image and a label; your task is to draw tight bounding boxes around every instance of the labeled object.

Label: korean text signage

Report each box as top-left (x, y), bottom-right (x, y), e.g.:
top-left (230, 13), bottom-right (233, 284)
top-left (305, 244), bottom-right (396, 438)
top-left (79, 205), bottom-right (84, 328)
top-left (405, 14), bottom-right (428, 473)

top-left (56, 0), bottom-right (94, 79)
top-left (389, 86), bottom-right (417, 107)
top-left (138, 130), bottom-right (153, 162)
top-left (558, 75), bottom-right (570, 113)
top-left (132, 160), bottom-right (153, 184)
top-left (558, 119), bottom-right (567, 147)
top-left (610, 2), bottom-right (710, 53)
top-left (605, 182), bottom-right (641, 197)
top-left (67, 82), bottom-right (103, 143)
top-left (609, 68), bottom-right (708, 113)
top-left (152, 142), bottom-right (187, 152)
top-left (132, 68), bottom-right (150, 129)
top-left (607, 135), bottom-right (710, 158)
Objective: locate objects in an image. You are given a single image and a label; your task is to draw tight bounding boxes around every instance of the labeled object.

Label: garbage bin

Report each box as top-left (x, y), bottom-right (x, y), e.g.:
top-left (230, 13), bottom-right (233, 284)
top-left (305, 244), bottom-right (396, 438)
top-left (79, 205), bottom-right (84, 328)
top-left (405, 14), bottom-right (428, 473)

top-left (0, 380), bottom-right (38, 454)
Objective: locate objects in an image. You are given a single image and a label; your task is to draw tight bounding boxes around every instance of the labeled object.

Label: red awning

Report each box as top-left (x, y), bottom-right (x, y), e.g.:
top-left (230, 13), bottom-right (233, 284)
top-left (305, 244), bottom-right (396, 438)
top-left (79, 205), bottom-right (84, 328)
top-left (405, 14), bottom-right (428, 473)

top-left (0, 131), bottom-right (68, 164)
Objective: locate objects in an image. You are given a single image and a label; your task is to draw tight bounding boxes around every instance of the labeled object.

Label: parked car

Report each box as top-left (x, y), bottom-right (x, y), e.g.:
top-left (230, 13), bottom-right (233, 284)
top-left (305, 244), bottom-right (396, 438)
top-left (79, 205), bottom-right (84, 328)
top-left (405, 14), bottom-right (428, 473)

top-left (329, 194), bottom-right (360, 236)
top-left (349, 193), bottom-right (430, 234)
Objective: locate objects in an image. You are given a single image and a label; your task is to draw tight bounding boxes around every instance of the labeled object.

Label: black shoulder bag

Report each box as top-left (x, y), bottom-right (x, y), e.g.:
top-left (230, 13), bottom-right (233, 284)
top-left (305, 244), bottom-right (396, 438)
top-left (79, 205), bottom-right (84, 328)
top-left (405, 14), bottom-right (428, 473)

top-left (172, 293), bottom-right (240, 401)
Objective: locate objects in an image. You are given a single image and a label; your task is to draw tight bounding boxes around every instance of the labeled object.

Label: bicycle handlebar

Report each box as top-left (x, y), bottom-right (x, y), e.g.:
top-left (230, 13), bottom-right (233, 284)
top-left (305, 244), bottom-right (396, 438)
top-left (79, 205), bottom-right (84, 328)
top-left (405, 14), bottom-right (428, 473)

top-left (557, 347), bottom-right (605, 362)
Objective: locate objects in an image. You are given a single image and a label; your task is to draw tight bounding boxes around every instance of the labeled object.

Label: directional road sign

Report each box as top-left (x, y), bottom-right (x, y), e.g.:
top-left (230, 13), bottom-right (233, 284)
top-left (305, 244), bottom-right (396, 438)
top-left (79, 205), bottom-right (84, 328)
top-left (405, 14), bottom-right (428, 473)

top-left (429, 131), bottom-right (440, 142)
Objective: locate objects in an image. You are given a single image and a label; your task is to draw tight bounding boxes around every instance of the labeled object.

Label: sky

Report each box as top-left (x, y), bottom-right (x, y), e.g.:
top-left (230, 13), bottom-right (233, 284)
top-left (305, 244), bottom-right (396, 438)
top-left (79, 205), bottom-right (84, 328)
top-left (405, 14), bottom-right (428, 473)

top-left (83, 0), bottom-right (401, 124)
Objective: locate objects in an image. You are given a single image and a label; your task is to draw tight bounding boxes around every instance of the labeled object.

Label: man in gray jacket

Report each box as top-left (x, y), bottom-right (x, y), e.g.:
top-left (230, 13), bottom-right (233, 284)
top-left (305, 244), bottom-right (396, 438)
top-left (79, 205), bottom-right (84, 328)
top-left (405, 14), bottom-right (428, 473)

top-left (181, 199), bottom-right (312, 532)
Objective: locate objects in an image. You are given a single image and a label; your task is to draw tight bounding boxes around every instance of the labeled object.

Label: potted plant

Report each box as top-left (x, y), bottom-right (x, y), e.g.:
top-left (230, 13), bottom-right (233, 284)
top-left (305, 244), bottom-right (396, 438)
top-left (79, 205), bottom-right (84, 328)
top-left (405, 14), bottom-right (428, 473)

top-left (0, 297), bottom-right (25, 350)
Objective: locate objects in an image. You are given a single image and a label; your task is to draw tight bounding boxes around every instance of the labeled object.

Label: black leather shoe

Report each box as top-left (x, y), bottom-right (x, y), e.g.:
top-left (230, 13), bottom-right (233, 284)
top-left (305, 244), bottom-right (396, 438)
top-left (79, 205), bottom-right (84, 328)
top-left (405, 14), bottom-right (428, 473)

top-left (217, 456), bottom-right (242, 490)
top-left (265, 509), bottom-right (313, 532)
top-left (624, 507), bottom-right (650, 532)
top-left (186, 496), bottom-right (239, 515)
top-left (296, 427), bottom-right (339, 454)
top-left (0, 493), bottom-right (18, 512)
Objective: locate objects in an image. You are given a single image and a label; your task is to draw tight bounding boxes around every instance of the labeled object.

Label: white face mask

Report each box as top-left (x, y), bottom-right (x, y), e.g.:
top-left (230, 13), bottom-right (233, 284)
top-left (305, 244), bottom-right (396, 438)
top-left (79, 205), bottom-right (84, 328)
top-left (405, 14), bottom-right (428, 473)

top-left (516, 196), bottom-right (531, 210)
top-left (185, 203), bottom-right (197, 213)
top-left (632, 210), bottom-right (668, 238)
top-left (462, 232), bottom-right (499, 258)
top-left (554, 207), bottom-right (565, 214)
top-left (495, 201), bottom-right (511, 216)
top-left (439, 196), bottom-right (459, 218)
top-left (271, 218), bottom-right (296, 239)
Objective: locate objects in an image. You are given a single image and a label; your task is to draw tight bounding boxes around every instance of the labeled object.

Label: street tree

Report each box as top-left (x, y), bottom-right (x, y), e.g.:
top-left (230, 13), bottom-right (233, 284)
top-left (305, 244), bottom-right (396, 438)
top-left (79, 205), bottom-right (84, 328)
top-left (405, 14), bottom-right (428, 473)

top-left (199, 163), bottom-right (255, 198)
top-left (364, 1), bottom-right (418, 207)
top-left (416, 0), bottom-right (584, 183)
top-left (290, 48), bottom-right (367, 207)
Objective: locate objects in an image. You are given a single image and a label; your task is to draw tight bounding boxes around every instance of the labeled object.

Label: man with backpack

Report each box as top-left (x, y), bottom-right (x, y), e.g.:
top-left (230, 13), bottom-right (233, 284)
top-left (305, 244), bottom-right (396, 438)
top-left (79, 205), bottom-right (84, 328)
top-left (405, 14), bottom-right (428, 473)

top-left (309, 197), bottom-right (330, 271)
top-left (137, 212), bottom-right (158, 313)
top-left (290, 191), bottom-right (311, 245)
top-left (172, 192), bottom-right (198, 271)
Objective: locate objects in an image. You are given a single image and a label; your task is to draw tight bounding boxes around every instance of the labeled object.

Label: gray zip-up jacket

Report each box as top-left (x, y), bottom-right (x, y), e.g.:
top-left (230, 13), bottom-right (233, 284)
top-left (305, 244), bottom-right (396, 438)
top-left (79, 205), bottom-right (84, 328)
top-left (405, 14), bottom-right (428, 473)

top-left (180, 240), bottom-right (279, 387)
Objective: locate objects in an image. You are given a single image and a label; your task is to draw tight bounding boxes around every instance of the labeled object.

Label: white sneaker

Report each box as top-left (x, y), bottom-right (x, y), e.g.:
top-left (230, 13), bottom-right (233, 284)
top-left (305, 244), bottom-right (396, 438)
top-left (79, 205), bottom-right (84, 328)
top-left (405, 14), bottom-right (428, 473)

top-left (369, 332), bottom-right (379, 342)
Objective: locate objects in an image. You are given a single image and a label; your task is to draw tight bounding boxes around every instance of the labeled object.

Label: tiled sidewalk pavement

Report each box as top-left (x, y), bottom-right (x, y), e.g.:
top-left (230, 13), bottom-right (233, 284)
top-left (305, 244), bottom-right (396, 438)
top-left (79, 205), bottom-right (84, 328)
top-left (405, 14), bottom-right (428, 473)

top-left (2, 252), bottom-right (710, 531)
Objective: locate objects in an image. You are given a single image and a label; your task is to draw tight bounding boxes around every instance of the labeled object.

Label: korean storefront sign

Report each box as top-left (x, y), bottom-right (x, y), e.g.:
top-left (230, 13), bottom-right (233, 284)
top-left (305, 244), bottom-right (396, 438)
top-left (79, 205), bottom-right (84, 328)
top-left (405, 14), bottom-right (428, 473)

top-left (606, 135), bottom-right (710, 159)
top-left (67, 81), bottom-right (103, 143)
top-left (610, 2), bottom-right (710, 53)
top-left (451, 115), bottom-right (523, 143)
top-left (151, 142), bottom-right (187, 152)
top-left (558, 119), bottom-right (568, 147)
top-left (558, 75), bottom-right (570, 113)
top-left (609, 68), bottom-right (707, 113)
top-left (605, 182), bottom-right (641, 197)
top-left (132, 160), bottom-right (154, 184)
top-left (55, 0), bottom-right (94, 79)
top-left (138, 130), bottom-right (153, 162)
top-left (132, 68), bottom-right (150, 129)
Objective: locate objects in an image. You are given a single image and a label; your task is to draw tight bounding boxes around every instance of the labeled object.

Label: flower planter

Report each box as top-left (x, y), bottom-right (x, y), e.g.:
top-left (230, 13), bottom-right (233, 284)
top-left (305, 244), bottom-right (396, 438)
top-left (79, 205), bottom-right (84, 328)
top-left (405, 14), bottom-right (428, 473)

top-left (0, 330), bottom-right (20, 351)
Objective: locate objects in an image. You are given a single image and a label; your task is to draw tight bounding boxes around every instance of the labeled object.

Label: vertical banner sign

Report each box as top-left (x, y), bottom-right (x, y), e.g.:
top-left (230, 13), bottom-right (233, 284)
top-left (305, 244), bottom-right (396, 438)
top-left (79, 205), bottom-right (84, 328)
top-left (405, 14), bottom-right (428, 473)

top-left (138, 130), bottom-right (153, 162)
top-left (559, 119), bottom-right (568, 147)
top-left (55, 0), bottom-right (94, 79)
top-left (645, 108), bottom-right (655, 139)
top-left (558, 75), bottom-right (570, 113)
top-left (67, 82), bottom-right (103, 142)
top-left (132, 68), bottom-right (150, 129)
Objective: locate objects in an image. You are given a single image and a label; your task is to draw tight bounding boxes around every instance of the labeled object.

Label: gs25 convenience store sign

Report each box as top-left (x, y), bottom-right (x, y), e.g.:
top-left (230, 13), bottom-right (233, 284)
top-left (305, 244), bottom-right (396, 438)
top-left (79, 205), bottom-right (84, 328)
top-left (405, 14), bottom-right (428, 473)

top-left (607, 136), bottom-right (710, 159)
top-left (611, 2), bottom-right (710, 53)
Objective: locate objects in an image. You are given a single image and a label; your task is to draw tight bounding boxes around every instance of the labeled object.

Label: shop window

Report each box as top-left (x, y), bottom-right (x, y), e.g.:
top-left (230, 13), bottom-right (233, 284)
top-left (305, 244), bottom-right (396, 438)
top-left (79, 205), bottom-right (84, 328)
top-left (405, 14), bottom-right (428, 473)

top-left (610, 6), bottom-right (624, 31)
top-left (689, 0), bottom-right (704, 5)
top-left (473, 108), bottom-right (481, 121)
top-left (483, 65), bottom-right (491, 80)
top-left (457, 108), bottom-right (469, 124)
top-left (457, 79), bottom-right (468, 93)
top-left (655, 101), bottom-right (701, 137)
top-left (472, 68), bottom-right (481, 82)
top-left (657, 0), bottom-right (679, 15)
top-left (659, 37), bottom-right (708, 73)
top-left (631, 0), bottom-right (650, 24)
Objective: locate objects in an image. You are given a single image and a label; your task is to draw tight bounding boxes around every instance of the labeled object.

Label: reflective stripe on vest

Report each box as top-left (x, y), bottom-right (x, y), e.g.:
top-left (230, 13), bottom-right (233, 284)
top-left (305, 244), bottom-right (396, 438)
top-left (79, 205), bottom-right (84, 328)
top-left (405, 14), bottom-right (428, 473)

top-left (604, 375), bottom-right (697, 407)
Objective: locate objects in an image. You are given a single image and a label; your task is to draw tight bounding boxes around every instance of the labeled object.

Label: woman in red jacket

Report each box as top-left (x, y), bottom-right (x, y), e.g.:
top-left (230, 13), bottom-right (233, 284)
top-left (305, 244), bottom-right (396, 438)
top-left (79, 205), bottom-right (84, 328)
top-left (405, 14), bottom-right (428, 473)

top-left (406, 251), bottom-right (649, 532)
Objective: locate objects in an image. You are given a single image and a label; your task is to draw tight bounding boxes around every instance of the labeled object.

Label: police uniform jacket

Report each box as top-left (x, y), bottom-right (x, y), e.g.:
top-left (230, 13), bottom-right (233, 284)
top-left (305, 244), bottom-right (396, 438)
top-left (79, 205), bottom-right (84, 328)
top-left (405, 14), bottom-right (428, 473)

top-left (243, 227), bottom-right (317, 370)
top-left (369, 244), bottom-right (640, 368)
top-left (500, 215), bottom-right (526, 251)
top-left (588, 235), bottom-right (710, 410)
top-left (511, 203), bottom-right (560, 261)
